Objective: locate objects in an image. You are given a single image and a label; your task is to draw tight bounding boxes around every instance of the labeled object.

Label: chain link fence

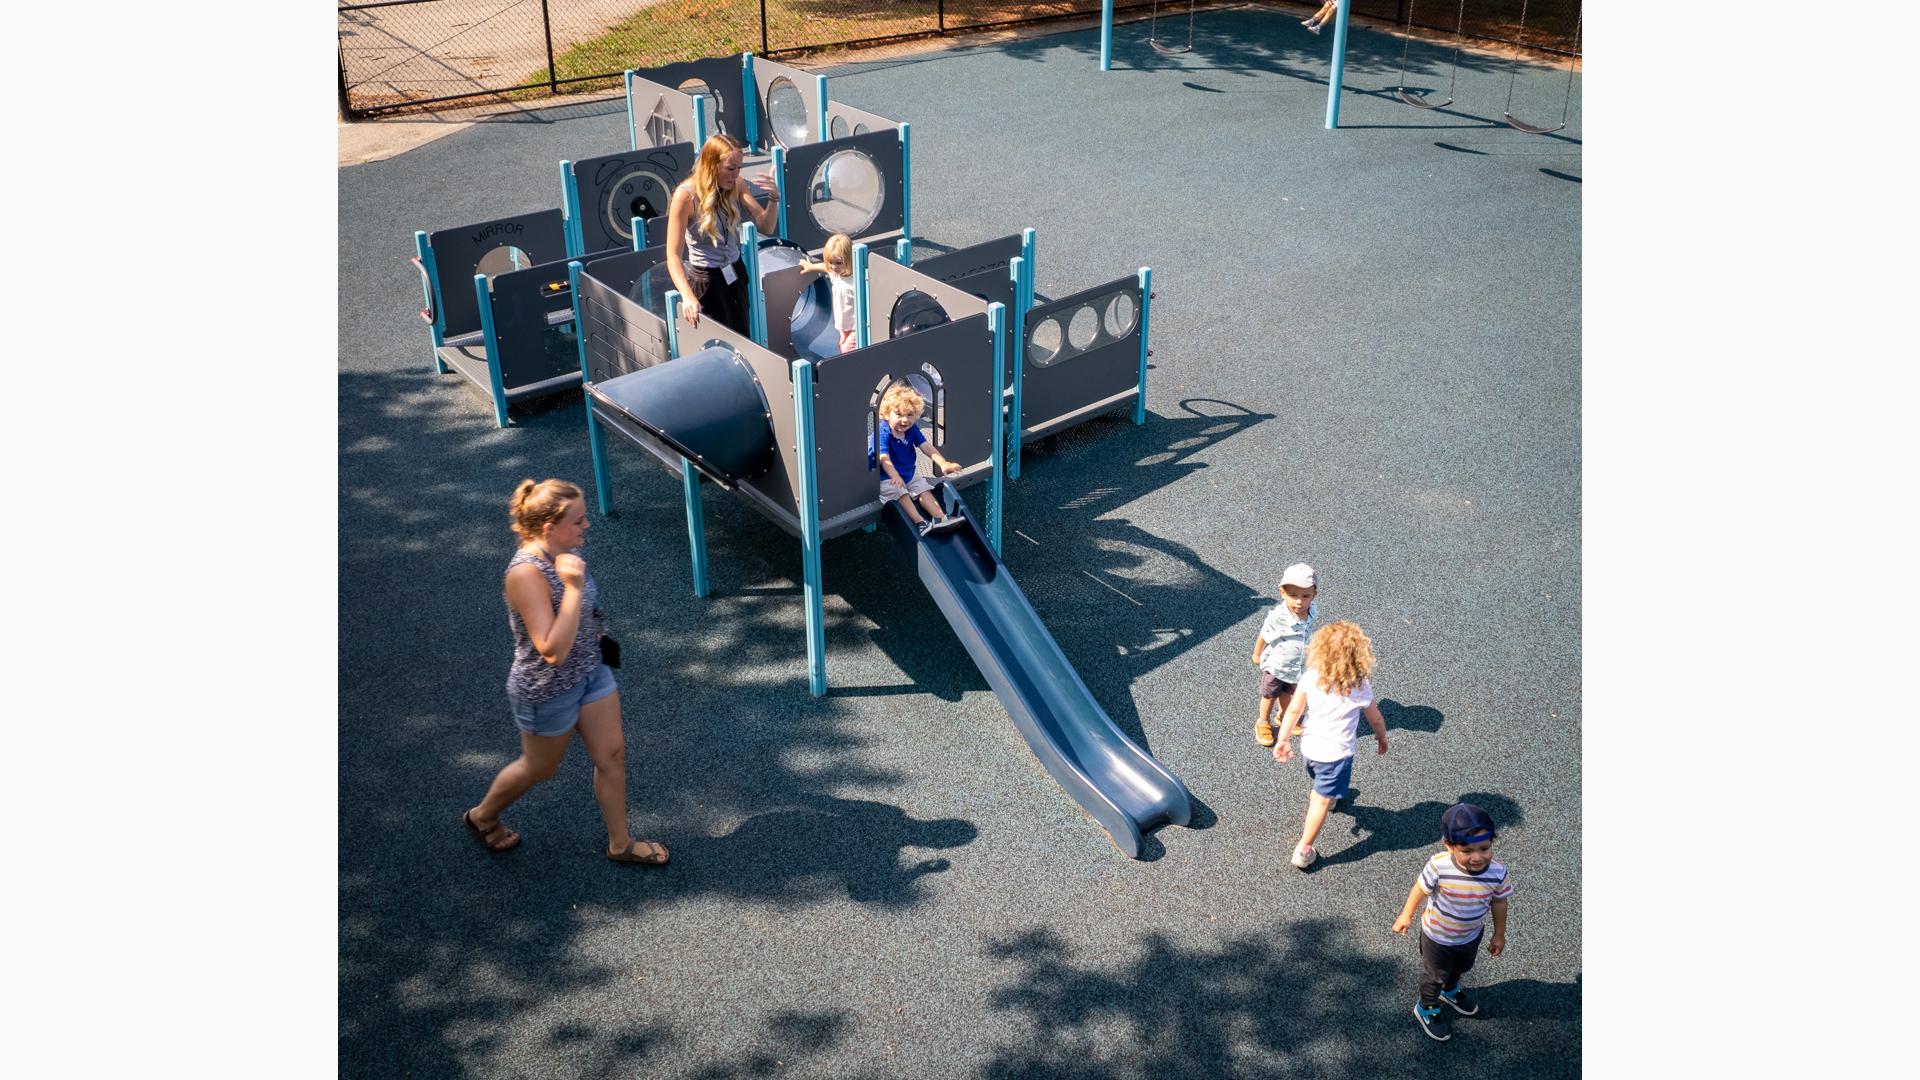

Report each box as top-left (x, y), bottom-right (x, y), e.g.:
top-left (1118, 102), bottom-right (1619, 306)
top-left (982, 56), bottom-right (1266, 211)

top-left (339, 1), bottom-right (1578, 118)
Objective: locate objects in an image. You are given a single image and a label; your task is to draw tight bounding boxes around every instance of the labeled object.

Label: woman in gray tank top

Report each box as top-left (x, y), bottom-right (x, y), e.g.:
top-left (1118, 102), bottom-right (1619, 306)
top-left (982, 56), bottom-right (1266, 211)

top-left (666, 133), bottom-right (781, 335)
top-left (462, 479), bottom-right (669, 865)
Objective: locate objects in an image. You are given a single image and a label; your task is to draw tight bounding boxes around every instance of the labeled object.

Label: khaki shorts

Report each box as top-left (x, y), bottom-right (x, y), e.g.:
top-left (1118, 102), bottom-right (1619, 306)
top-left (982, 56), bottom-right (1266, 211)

top-left (880, 473), bottom-right (933, 501)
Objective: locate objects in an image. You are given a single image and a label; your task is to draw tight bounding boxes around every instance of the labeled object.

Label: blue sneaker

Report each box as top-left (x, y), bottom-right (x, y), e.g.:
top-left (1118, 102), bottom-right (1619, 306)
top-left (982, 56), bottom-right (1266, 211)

top-left (1439, 986), bottom-right (1478, 1016)
top-left (1414, 1001), bottom-right (1451, 1041)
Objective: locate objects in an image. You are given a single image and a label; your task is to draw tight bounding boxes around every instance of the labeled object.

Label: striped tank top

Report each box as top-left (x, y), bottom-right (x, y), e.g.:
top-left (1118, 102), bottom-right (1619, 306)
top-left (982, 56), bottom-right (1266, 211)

top-left (504, 548), bottom-right (603, 704)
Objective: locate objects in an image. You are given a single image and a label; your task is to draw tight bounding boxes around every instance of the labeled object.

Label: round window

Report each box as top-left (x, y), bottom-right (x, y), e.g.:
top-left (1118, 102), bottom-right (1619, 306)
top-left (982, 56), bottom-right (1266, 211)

top-left (852, 122), bottom-right (870, 136)
top-left (830, 114), bottom-right (850, 140)
top-left (1103, 292), bottom-right (1137, 338)
top-left (1029, 318), bottom-right (1063, 367)
top-left (1067, 305), bottom-right (1099, 350)
top-left (765, 77), bottom-right (808, 148)
top-left (475, 245), bottom-right (534, 291)
top-left (891, 290), bottom-right (950, 338)
top-left (807, 149), bottom-right (884, 237)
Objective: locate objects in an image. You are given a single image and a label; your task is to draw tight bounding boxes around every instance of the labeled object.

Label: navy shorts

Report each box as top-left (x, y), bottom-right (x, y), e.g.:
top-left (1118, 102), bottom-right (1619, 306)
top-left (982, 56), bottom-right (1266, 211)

top-left (509, 663), bottom-right (618, 737)
top-left (1258, 673), bottom-right (1297, 700)
top-left (1302, 755), bottom-right (1353, 799)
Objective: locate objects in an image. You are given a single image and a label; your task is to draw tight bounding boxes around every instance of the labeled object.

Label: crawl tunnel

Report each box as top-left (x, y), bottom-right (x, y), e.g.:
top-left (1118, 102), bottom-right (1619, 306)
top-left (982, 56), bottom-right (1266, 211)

top-left (591, 345), bottom-right (776, 489)
top-left (755, 240), bottom-right (843, 361)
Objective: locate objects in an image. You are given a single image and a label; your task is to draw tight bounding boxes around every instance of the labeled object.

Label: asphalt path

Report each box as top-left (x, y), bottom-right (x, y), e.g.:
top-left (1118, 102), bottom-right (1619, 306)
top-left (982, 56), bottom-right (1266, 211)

top-left (339, 7), bottom-right (1581, 1076)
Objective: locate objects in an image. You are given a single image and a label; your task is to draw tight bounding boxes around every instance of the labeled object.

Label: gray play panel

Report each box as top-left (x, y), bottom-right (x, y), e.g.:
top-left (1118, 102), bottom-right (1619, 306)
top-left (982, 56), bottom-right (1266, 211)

top-left (339, 7), bottom-right (1580, 1076)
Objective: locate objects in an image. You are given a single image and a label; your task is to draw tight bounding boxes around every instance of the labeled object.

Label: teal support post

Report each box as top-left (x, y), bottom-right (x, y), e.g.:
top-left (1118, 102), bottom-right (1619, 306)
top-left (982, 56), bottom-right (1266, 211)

top-left (742, 53), bottom-right (759, 151)
top-left (771, 146), bottom-right (788, 238)
top-left (1101, 1), bottom-right (1114, 71)
top-left (682, 467), bottom-right (709, 598)
top-left (472, 273), bottom-right (510, 428)
top-left (663, 288), bottom-right (711, 594)
top-left (742, 222), bottom-right (766, 346)
top-left (570, 259), bottom-right (614, 515)
top-left (560, 160), bottom-right (584, 257)
top-left (899, 122), bottom-right (912, 242)
top-left (1007, 254), bottom-right (1026, 480)
top-left (630, 216), bottom-right (647, 251)
top-left (894, 236), bottom-right (911, 266)
top-left (792, 358), bottom-right (827, 697)
top-left (1135, 266), bottom-right (1152, 424)
top-left (693, 93), bottom-right (708, 150)
top-left (1325, 3), bottom-right (1353, 129)
top-left (624, 70), bottom-right (637, 150)
top-left (853, 241), bottom-right (871, 349)
top-left (987, 302), bottom-right (1006, 558)
top-left (414, 230), bottom-right (448, 375)
top-left (814, 75), bottom-right (828, 145)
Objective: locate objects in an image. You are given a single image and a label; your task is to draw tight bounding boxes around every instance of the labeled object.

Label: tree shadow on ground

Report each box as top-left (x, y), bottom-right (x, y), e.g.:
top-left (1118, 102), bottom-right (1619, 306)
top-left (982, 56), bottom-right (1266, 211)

top-left (1315, 789), bottom-right (1524, 869)
top-left (978, 919), bottom-right (1579, 1078)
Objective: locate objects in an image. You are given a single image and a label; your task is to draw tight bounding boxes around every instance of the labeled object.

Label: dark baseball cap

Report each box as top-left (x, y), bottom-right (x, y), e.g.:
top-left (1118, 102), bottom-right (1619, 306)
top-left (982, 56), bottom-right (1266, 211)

top-left (1441, 802), bottom-right (1496, 845)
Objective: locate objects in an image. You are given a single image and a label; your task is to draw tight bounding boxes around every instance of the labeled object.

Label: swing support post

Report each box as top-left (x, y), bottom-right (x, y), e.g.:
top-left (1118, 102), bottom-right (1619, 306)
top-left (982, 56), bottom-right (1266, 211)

top-left (1325, 2), bottom-right (1353, 129)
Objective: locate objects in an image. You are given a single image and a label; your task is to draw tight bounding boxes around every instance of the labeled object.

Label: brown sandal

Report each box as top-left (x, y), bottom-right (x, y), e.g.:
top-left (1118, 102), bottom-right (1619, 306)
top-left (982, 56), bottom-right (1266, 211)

top-left (463, 810), bottom-right (521, 853)
top-left (608, 839), bottom-right (669, 865)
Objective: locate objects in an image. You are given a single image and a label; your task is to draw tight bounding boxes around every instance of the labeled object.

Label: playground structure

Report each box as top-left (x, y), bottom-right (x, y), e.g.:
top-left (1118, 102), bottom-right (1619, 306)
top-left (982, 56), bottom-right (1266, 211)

top-left (412, 53), bottom-right (1187, 857)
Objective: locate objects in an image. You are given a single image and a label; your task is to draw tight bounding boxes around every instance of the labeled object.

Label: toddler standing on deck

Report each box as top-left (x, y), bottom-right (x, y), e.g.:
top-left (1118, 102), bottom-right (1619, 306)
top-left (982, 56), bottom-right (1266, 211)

top-left (1250, 563), bottom-right (1317, 747)
top-left (798, 233), bottom-right (858, 354)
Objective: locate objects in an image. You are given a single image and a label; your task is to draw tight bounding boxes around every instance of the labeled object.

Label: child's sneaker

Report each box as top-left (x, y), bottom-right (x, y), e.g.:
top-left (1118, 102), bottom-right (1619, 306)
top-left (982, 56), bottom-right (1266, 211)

top-left (1438, 986), bottom-right (1478, 1016)
top-left (1255, 719), bottom-right (1276, 746)
top-left (917, 519), bottom-right (936, 537)
top-left (1413, 1001), bottom-right (1451, 1040)
top-left (1289, 843), bottom-right (1317, 869)
top-left (1306, 23), bottom-right (1321, 34)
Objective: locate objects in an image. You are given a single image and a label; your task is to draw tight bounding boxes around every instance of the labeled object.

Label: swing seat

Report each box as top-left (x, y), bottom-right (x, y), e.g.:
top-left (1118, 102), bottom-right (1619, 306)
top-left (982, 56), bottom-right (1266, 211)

top-left (1503, 112), bottom-right (1566, 135)
top-left (1394, 87), bottom-right (1453, 110)
top-left (1149, 40), bottom-right (1193, 55)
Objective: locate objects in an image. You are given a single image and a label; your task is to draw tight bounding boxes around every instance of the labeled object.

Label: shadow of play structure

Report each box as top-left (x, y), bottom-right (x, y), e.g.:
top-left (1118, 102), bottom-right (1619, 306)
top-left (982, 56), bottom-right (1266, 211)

top-left (410, 53), bottom-right (1189, 858)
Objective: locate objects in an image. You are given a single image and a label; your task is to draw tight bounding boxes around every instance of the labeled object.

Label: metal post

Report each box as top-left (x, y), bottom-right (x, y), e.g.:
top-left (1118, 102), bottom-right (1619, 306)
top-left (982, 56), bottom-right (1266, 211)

top-left (853, 241), bottom-right (871, 349)
top-left (1101, 0), bottom-right (1113, 71)
top-left (631, 216), bottom-right (647, 251)
top-left (570, 260), bottom-right (614, 515)
top-left (939, 0), bottom-right (946, 33)
top-left (560, 160), bottom-right (582, 257)
top-left (742, 222), bottom-right (765, 347)
top-left (542, 0), bottom-right (559, 93)
top-left (1011, 227), bottom-right (1035, 478)
top-left (1134, 267), bottom-right (1152, 424)
top-left (624, 70), bottom-right (638, 150)
top-left (473, 274), bottom-right (510, 428)
top-left (1326, 2), bottom-right (1353, 129)
top-left (693, 93), bottom-right (708, 150)
top-left (742, 53), bottom-right (759, 151)
top-left (761, 1), bottom-right (769, 56)
top-left (771, 146), bottom-right (788, 238)
top-left (414, 231), bottom-right (448, 374)
top-left (663, 288), bottom-right (711, 596)
top-left (895, 236), bottom-right (912, 267)
top-left (814, 75), bottom-right (829, 143)
top-left (793, 358), bottom-right (827, 697)
top-left (899, 122), bottom-right (912, 243)
top-left (988, 302), bottom-right (1006, 558)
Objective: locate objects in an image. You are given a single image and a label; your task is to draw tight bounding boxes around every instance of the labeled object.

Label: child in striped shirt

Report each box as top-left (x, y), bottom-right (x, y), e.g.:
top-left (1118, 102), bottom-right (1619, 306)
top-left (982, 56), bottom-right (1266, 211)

top-left (1391, 802), bottom-right (1514, 1042)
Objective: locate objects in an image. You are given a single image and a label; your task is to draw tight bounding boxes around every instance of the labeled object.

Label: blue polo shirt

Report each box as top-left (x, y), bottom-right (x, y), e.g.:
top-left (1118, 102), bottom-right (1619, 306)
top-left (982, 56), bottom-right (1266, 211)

top-left (875, 422), bottom-right (926, 482)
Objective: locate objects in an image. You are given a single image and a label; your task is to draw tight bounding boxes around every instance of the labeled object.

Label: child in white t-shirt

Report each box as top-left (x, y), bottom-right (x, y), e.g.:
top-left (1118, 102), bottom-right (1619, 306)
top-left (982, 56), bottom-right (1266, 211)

top-left (1272, 620), bottom-right (1389, 869)
top-left (1250, 563), bottom-right (1317, 747)
top-left (798, 232), bottom-right (858, 353)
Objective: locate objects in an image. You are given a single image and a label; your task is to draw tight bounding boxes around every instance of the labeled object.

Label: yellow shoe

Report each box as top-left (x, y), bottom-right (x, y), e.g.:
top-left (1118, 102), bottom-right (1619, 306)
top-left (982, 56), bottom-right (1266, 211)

top-left (1255, 720), bottom-right (1276, 747)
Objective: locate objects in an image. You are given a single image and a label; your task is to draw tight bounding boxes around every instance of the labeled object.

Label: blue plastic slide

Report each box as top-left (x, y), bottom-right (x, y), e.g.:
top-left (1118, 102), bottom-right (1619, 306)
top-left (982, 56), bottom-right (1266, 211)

top-left (885, 487), bottom-right (1192, 857)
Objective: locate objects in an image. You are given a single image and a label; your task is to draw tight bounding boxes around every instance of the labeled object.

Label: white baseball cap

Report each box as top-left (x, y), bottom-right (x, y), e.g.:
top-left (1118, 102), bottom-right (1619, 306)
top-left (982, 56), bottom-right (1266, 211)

top-left (1280, 563), bottom-right (1317, 589)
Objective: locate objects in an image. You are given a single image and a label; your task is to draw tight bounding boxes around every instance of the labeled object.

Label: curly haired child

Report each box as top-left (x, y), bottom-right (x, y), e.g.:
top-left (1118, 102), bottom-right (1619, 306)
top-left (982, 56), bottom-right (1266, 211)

top-left (1273, 620), bottom-right (1389, 868)
top-left (875, 383), bottom-right (960, 536)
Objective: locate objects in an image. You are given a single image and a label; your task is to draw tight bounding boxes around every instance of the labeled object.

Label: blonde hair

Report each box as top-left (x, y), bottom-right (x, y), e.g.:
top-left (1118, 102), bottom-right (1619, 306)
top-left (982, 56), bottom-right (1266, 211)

top-left (509, 479), bottom-right (584, 543)
top-left (688, 133), bottom-right (745, 245)
top-left (1307, 621), bottom-right (1375, 695)
top-left (879, 383), bottom-right (924, 419)
top-left (821, 233), bottom-right (853, 274)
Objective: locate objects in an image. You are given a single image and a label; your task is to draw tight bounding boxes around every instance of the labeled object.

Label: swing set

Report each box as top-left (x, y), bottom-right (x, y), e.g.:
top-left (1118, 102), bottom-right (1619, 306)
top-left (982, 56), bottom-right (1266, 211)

top-left (1389, 0), bottom-right (1580, 134)
top-left (1148, 0), bottom-right (1195, 55)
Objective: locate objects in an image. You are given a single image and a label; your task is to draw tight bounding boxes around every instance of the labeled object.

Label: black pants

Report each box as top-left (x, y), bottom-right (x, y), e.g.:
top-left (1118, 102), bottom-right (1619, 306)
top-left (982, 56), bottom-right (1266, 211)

top-left (687, 259), bottom-right (750, 336)
top-left (1418, 929), bottom-right (1482, 1007)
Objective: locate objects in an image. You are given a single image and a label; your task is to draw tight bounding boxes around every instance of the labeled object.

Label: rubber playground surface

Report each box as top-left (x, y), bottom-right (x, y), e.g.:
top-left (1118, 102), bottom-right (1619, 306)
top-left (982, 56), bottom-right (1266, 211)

top-left (338, 6), bottom-right (1582, 1076)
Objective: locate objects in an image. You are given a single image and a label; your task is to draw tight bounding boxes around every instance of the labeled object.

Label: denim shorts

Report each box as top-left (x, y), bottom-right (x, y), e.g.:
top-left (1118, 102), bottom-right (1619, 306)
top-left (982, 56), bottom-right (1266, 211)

top-left (1302, 755), bottom-right (1354, 799)
top-left (509, 664), bottom-right (618, 736)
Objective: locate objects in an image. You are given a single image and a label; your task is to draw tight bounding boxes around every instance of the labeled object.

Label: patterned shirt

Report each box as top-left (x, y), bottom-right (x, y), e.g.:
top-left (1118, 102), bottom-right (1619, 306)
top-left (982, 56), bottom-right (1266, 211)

top-left (1257, 600), bottom-right (1314, 683)
top-left (1418, 851), bottom-right (1514, 946)
top-left (504, 548), bottom-right (603, 705)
